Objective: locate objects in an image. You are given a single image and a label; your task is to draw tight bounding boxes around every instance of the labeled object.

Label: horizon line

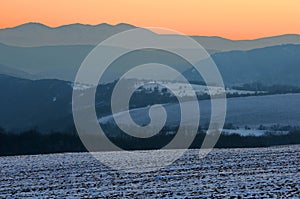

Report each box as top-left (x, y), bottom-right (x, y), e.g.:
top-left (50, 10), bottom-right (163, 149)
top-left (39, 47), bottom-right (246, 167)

top-left (1, 22), bottom-right (300, 42)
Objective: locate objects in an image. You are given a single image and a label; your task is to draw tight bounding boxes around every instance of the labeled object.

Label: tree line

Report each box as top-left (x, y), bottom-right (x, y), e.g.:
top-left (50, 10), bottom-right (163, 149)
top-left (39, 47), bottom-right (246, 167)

top-left (0, 125), bottom-right (299, 156)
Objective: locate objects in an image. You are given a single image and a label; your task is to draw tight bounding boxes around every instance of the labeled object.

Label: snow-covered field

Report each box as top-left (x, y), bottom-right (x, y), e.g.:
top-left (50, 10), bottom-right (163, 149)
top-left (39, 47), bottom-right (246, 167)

top-left (1, 145), bottom-right (299, 198)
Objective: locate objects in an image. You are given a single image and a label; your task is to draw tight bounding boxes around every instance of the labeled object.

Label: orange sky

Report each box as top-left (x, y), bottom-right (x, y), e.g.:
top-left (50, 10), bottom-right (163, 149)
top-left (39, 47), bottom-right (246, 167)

top-left (1, 0), bottom-right (299, 39)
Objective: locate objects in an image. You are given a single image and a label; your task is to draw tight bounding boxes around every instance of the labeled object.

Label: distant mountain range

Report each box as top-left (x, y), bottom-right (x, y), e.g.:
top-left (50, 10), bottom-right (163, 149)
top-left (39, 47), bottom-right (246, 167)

top-left (1, 41), bottom-right (300, 86)
top-left (1, 22), bottom-right (300, 85)
top-left (1, 22), bottom-right (300, 53)
top-left (191, 34), bottom-right (300, 53)
top-left (0, 43), bottom-right (94, 81)
top-left (184, 44), bottom-right (300, 86)
top-left (0, 22), bottom-right (136, 47)
top-left (0, 64), bottom-right (37, 80)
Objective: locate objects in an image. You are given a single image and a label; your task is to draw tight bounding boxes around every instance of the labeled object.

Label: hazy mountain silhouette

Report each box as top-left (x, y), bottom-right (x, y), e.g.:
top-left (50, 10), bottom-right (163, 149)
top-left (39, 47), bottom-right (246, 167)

top-left (0, 42), bottom-right (94, 81)
top-left (1, 23), bottom-right (300, 52)
top-left (184, 44), bottom-right (300, 86)
top-left (1, 41), bottom-right (300, 85)
top-left (0, 22), bottom-right (136, 47)
top-left (192, 34), bottom-right (300, 52)
top-left (0, 42), bottom-right (141, 81)
top-left (0, 64), bottom-right (36, 80)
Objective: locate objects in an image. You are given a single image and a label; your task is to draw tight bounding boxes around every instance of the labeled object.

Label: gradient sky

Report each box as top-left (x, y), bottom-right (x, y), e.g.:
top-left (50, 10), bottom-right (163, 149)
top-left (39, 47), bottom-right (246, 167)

top-left (1, 0), bottom-right (299, 39)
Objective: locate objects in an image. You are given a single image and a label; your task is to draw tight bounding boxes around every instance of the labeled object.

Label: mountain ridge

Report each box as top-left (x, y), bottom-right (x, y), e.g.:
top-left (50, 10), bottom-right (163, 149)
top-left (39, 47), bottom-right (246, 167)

top-left (183, 44), bottom-right (300, 86)
top-left (1, 22), bottom-right (299, 50)
top-left (3, 22), bottom-right (136, 30)
top-left (2, 22), bottom-right (299, 41)
top-left (1, 42), bottom-right (300, 85)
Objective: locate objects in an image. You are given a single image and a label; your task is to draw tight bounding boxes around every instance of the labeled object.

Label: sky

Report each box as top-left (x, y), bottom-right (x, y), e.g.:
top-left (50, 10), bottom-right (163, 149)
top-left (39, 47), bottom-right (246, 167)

top-left (1, 0), bottom-right (299, 39)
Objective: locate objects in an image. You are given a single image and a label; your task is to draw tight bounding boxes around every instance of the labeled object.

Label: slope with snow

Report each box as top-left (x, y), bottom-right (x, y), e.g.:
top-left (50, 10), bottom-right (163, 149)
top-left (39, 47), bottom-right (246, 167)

top-left (100, 93), bottom-right (300, 132)
top-left (135, 81), bottom-right (262, 97)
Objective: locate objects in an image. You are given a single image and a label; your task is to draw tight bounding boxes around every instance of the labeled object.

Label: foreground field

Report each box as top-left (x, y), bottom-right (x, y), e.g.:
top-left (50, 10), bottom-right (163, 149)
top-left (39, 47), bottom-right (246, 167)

top-left (1, 145), bottom-right (299, 198)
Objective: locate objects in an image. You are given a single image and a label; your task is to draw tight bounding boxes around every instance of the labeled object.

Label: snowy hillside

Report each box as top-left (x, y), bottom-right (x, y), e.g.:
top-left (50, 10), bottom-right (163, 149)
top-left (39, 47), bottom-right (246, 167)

top-left (135, 81), bottom-right (262, 97)
top-left (100, 94), bottom-right (300, 135)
